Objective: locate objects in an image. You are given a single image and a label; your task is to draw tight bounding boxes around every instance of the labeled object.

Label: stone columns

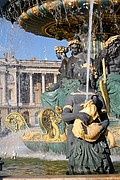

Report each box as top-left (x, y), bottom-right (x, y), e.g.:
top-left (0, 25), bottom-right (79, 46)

top-left (54, 73), bottom-right (57, 84)
top-left (16, 70), bottom-right (23, 108)
top-left (2, 73), bottom-right (6, 106)
top-left (29, 73), bottom-right (34, 105)
top-left (42, 73), bottom-right (45, 93)
top-left (14, 70), bottom-right (17, 106)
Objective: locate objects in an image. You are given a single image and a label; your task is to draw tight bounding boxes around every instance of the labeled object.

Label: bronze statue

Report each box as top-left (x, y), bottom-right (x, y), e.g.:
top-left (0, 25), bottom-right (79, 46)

top-left (72, 99), bottom-right (119, 149)
top-left (67, 38), bottom-right (87, 79)
top-left (40, 35), bottom-right (120, 158)
top-left (94, 35), bottom-right (120, 76)
top-left (62, 66), bottom-right (115, 175)
top-left (94, 35), bottom-right (120, 118)
top-left (54, 46), bottom-right (68, 79)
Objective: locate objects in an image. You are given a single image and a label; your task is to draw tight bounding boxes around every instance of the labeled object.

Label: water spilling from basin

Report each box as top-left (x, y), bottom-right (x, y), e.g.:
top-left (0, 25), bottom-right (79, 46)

top-left (0, 129), bottom-right (66, 161)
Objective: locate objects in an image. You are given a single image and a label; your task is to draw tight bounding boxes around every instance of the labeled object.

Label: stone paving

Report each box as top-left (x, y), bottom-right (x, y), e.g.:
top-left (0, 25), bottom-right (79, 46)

top-left (0, 157), bottom-right (120, 180)
top-left (0, 157), bottom-right (67, 177)
top-left (1, 175), bottom-right (120, 180)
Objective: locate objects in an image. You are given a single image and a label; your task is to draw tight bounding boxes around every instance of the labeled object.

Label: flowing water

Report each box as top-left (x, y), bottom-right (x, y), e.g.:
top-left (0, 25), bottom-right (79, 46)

top-left (0, 1), bottom-right (120, 177)
top-left (0, 129), bottom-right (66, 160)
top-left (86, 0), bottom-right (94, 101)
top-left (0, 129), bottom-right (67, 176)
top-left (0, 129), bottom-right (120, 177)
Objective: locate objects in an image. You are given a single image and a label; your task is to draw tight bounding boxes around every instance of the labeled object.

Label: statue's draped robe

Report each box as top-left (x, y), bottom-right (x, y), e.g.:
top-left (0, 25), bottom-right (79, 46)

top-left (62, 90), bottom-right (115, 174)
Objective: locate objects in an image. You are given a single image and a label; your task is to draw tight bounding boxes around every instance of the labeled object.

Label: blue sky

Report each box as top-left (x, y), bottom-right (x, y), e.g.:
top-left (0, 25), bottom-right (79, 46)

top-left (0, 18), bottom-right (68, 61)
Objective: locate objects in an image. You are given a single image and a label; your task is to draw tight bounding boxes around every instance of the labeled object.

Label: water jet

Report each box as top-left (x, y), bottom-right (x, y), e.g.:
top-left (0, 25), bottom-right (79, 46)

top-left (0, 0), bottom-right (120, 175)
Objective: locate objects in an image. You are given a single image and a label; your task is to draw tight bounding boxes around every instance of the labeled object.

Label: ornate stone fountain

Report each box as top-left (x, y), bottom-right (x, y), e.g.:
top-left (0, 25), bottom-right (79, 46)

top-left (0, 0), bottom-right (120, 155)
top-left (0, 0), bottom-right (119, 40)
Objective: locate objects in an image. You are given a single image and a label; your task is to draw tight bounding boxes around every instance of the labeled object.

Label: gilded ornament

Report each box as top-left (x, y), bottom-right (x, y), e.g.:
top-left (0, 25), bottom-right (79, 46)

top-left (21, 12), bottom-right (29, 20)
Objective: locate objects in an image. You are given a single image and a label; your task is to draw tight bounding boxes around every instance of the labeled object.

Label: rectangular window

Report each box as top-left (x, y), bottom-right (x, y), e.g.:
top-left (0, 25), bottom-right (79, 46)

top-left (9, 89), bottom-right (12, 100)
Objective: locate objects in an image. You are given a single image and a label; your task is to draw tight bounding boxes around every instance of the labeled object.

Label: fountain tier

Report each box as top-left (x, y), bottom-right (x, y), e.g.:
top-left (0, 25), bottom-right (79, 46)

top-left (0, 0), bottom-right (120, 40)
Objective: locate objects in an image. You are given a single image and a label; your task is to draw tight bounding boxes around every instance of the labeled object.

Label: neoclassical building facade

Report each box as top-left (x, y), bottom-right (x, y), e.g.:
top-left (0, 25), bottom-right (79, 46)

top-left (0, 54), bottom-right (61, 129)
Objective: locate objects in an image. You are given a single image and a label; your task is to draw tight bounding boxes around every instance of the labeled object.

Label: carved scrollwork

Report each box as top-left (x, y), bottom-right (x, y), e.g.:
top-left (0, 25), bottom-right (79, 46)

top-left (5, 112), bottom-right (29, 132)
top-left (38, 106), bottom-right (67, 142)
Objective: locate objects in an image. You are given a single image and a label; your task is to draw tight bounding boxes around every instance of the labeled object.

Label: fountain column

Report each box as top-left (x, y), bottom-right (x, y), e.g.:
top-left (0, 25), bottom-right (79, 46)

top-left (42, 73), bottom-right (46, 93)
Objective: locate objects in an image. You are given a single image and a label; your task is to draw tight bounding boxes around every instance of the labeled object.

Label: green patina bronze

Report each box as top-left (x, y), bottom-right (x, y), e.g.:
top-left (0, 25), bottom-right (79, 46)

top-left (41, 78), bottom-right (80, 109)
top-left (0, 0), bottom-right (119, 40)
top-left (1, 1), bottom-right (120, 171)
top-left (97, 74), bottom-right (120, 117)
